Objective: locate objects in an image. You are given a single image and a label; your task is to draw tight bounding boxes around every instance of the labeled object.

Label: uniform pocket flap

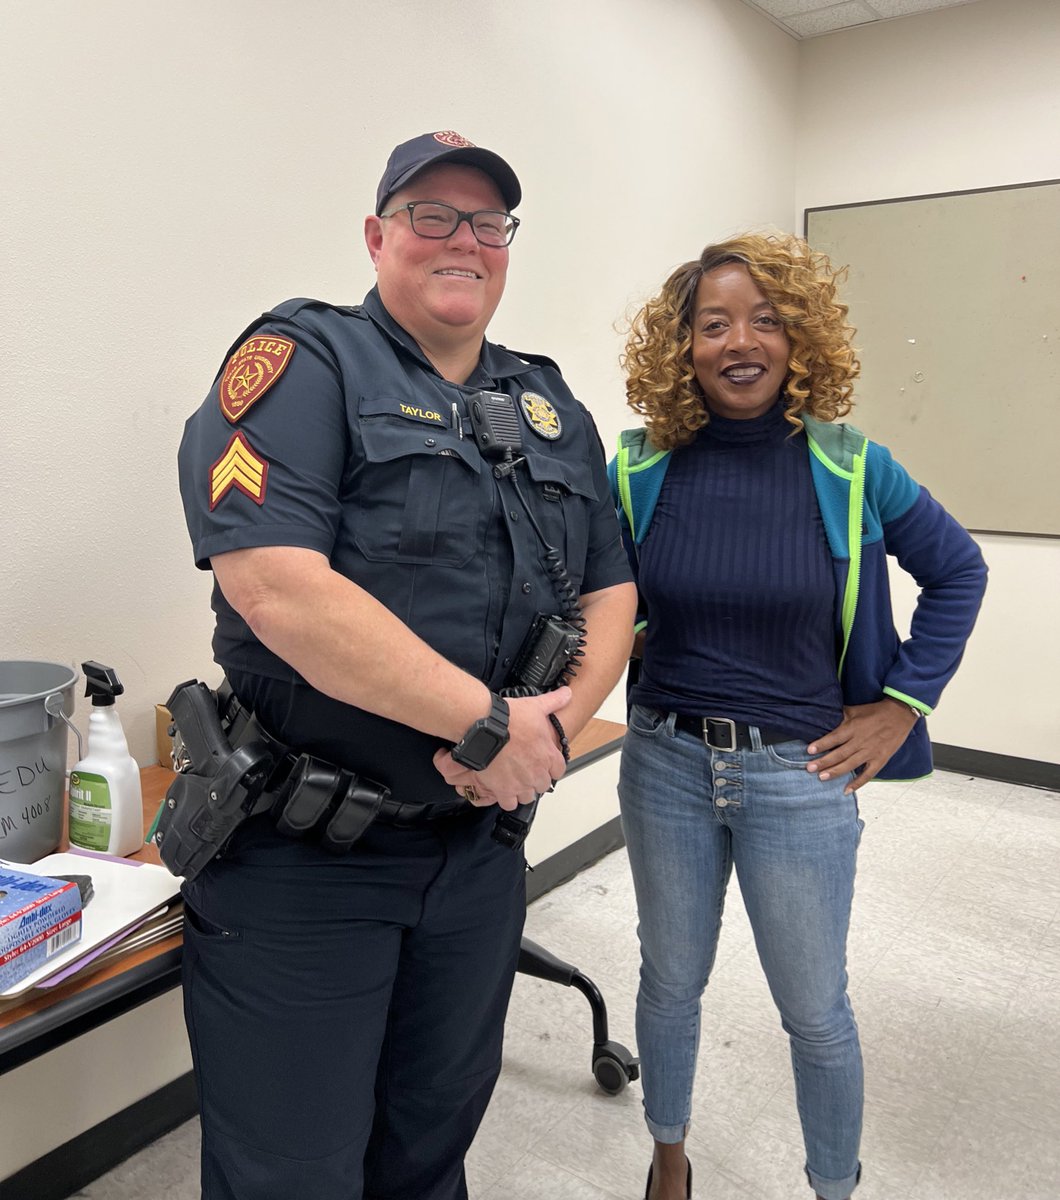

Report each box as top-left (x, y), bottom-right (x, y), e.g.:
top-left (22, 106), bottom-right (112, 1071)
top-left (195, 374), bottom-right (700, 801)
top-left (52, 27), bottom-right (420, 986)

top-left (360, 400), bottom-right (476, 471)
top-left (521, 451), bottom-right (597, 500)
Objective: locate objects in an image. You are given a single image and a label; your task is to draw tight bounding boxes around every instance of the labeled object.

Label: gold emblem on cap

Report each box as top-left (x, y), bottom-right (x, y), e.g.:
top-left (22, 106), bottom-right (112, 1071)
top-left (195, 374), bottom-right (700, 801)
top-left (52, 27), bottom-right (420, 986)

top-left (434, 131), bottom-right (475, 148)
top-left (519, 392), bottom-right (562, 440)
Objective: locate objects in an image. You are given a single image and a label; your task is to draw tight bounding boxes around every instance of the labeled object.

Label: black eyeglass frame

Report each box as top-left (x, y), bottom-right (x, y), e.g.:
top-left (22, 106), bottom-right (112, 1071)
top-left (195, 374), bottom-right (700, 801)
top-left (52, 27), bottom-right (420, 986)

top-left (379, 201), bottom-right (520, 247)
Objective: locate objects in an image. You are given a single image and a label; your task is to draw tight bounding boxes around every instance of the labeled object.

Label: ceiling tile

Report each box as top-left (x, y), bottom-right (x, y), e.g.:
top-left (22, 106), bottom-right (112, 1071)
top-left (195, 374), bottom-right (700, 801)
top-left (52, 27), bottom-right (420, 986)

top-left (738, 0), bottom-right (983, 38)
top-left (786, 2), bottom-right (881, 38)
top-left (869, 0), bottom-right (977, 15)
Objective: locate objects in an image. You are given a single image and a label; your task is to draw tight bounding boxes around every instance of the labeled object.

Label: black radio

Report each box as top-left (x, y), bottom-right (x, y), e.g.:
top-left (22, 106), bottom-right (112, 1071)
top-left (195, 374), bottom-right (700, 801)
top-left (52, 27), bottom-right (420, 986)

top-left (468, 390), bottom-right (522, 459)
top-left (511, 614), bottom-right (584, 692)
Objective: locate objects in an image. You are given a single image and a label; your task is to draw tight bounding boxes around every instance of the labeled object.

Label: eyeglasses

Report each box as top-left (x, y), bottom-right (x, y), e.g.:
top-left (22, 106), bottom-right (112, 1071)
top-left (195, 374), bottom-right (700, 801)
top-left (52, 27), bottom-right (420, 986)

top-left (379, 201), bottom-right (520, 247)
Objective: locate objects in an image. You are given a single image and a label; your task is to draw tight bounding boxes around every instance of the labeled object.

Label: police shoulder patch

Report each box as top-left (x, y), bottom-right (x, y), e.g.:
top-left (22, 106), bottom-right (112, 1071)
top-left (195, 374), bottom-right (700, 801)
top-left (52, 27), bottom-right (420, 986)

top-left (210, 432), bottom-right (269, 510)
top-left (519, 392), bottom-right (562, 440)
top-left (219, 335), bottom-right (296, 422)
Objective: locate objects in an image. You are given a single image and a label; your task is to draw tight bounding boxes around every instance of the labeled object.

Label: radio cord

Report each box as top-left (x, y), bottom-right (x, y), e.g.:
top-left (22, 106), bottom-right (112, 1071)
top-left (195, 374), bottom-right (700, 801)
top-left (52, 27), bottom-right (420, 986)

top-left (495, 454), bottom-right (587, 688)
top-left (487, 454), bottom-right (583, 846)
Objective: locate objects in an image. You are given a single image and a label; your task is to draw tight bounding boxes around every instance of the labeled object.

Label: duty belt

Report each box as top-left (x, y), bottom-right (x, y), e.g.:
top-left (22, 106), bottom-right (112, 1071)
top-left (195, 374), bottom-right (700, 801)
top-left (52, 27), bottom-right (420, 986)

top-left (239, 714), bottom-right (466, 831)
top-left (154, 679), bottom-right (464, 884)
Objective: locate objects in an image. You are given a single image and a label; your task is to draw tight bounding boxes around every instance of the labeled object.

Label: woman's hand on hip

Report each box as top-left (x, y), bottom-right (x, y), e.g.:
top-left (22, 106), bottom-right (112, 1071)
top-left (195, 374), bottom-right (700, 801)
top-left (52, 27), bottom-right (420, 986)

top-left (805, 699), bottom-right (920, 793)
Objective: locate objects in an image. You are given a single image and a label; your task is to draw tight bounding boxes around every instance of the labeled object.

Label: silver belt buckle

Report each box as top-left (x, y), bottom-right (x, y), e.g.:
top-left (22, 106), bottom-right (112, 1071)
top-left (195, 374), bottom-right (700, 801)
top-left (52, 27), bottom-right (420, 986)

top-left (702, 717), bottom-right (737, 752)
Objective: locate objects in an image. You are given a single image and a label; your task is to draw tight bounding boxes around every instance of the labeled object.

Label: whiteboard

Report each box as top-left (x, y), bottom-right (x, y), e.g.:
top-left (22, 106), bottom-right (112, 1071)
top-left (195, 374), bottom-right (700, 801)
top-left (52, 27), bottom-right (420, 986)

top-left (806, 180), bottom-right (1060, 538)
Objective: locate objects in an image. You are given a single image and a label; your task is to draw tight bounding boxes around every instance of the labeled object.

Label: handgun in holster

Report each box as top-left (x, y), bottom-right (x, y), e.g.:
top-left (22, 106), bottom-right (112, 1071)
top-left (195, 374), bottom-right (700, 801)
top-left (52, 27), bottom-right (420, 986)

top-left (153, 679), bottom-right (389, 883)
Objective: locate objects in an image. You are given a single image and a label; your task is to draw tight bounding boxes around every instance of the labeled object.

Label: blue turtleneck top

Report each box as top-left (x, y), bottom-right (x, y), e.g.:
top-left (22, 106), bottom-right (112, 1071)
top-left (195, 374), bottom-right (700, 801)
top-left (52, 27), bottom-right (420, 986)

top-left (630, 401), bottom-right (845, 741)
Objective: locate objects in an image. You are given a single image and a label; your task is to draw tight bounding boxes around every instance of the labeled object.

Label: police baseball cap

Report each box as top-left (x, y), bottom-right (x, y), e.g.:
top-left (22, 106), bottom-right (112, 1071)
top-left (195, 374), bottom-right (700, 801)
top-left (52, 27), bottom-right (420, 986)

top-left (375, 131), bottom-right (522, 215)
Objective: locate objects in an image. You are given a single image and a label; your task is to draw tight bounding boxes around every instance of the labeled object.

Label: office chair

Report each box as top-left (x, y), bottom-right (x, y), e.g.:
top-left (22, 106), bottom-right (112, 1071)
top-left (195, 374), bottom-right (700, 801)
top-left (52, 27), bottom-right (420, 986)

top-left (517, 936), bottom-right (640, 1094)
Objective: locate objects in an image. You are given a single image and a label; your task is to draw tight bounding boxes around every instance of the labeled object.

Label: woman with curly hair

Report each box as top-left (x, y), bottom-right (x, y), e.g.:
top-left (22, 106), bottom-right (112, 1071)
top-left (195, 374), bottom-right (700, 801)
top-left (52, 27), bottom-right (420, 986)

top-left (608, 232), bottom-right (987, 1200)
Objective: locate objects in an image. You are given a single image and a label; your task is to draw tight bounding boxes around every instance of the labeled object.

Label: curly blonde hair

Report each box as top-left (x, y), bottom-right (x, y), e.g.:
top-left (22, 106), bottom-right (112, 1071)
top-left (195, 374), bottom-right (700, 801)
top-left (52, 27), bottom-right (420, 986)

top-left (622, 232), bottom-right (860, 449)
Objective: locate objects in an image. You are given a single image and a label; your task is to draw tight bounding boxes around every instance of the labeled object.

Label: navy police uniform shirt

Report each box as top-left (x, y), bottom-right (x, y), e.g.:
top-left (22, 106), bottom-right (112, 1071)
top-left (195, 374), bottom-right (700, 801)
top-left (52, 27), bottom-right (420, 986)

top-left (177, 287), bottom-right (631, 801)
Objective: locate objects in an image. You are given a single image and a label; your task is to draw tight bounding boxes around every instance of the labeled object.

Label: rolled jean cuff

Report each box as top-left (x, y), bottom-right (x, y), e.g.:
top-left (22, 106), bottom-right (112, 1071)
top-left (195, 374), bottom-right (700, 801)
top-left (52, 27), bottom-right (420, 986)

top-left (645, 1112), bottom-right (689, 1144)
top-left (806, 1162), bottom-right (861, 1198)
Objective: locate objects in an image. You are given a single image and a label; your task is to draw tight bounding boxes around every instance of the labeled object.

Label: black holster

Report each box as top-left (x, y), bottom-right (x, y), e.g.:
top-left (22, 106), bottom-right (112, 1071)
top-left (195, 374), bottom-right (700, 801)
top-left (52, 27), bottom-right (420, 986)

top-left (153, 679), bottom-right (389, 882)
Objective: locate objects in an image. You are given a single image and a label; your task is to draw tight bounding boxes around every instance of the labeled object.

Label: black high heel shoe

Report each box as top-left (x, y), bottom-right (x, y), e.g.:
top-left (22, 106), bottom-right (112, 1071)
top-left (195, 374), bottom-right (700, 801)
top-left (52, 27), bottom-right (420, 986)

top-left (644, 1156), bottom-right (692, 1199)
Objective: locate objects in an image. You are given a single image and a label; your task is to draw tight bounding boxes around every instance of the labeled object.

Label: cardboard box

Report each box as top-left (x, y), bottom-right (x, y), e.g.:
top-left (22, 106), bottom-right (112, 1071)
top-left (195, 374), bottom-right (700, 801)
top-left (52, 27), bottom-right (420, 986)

top-left (0, 867), bottom-right (83, 991)
top-left (156, 703), bottom-right (174, 767)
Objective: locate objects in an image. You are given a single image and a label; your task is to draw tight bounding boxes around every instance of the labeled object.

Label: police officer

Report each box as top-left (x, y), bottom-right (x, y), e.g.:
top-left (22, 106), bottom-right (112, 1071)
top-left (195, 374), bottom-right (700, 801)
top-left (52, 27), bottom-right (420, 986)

top-left (176, 131), bottom-right (636, 1200)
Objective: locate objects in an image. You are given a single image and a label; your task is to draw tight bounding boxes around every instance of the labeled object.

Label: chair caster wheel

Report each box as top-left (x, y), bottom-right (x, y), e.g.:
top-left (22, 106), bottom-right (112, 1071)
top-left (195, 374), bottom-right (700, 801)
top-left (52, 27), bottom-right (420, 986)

top-left (592, 1040), bottom-right (640, 1095)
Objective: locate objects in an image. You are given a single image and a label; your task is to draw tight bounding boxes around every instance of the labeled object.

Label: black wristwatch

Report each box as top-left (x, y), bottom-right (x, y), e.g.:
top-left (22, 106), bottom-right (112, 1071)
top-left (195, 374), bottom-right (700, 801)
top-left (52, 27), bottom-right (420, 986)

top-left (451, 693), bottom-right (511, 770)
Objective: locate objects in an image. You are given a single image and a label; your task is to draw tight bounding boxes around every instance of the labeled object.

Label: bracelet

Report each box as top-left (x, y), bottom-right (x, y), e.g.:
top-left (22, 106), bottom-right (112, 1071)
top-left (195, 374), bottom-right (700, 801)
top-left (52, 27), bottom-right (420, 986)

top-left (548, 713), bottom-right (571, 762)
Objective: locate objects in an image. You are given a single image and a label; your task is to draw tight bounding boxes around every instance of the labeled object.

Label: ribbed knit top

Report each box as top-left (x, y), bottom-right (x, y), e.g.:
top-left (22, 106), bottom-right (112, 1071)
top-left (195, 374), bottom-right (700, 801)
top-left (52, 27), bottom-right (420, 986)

top-left (631, 401), bottom-right (844, 742)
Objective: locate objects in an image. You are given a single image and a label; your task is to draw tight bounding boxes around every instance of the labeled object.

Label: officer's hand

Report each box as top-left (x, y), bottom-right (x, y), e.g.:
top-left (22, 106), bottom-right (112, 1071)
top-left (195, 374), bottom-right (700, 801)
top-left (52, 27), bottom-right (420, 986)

top-left (806, 698), bottom-right (919, 794)
top-left (433, 688), bottom-right (572, 810)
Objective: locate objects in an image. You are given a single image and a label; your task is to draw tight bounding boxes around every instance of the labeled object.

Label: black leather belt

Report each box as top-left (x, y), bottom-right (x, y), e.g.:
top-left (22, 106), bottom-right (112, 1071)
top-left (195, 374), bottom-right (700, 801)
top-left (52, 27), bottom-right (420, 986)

top-left (672, 713), bottom-right (795, 752)
top-left (374, 797), bottom-right (469, 828)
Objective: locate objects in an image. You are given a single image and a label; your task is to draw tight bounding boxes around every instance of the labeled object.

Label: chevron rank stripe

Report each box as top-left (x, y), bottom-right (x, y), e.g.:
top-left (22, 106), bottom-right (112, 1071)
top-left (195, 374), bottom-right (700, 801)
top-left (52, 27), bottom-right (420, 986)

top-left (209, 432), bottom-right (269, 510)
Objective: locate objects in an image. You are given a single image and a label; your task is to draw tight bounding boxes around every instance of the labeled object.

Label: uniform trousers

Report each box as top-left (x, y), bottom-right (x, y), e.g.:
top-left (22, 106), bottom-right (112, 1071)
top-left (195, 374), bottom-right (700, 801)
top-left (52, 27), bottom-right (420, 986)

top-left (618, 704), bottom-right (864, 1200)
top-left (181, 804), bottom-right (526, 1200)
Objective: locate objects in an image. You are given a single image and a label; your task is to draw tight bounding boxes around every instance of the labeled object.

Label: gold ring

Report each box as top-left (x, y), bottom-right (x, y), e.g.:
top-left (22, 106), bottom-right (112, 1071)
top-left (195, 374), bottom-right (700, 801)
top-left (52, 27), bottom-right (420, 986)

top-left (462, 785), bottom-right (480, 804)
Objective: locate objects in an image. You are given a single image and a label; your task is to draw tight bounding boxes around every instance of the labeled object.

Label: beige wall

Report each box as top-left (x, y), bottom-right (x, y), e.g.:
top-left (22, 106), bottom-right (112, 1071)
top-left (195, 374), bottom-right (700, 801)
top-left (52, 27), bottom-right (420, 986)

top-left (5, 0), bottom-right (1059, 1180)
top-left (0, 991), bottom-right (191, 1177)
top-left (3, 3), bottom-right (799, 1175)
top-left (795, 0), bottom-right (1060, 763)
top-left (1, 0), bottom-right (1052, 835)
top-left (1, 0), bottom-right (797, 766)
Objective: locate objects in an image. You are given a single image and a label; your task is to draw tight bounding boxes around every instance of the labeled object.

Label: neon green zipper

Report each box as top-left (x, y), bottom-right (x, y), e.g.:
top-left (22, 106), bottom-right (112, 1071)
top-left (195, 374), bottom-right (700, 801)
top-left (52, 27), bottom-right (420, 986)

top-left (617, 444), bottom-right (635, 543)
top-left (837, 440), bottom-right (867, 677)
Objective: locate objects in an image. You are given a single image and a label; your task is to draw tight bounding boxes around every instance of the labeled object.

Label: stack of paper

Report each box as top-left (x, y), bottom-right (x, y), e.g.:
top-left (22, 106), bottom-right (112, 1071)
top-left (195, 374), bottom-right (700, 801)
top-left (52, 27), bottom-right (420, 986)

top-left (0, 849), bottom-right (183, 1005)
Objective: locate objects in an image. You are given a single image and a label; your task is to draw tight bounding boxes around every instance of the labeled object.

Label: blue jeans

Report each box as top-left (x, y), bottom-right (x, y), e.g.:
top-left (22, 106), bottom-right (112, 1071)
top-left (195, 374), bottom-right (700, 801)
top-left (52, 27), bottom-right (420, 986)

top-left (618, 705), bottom-right (864, 1200)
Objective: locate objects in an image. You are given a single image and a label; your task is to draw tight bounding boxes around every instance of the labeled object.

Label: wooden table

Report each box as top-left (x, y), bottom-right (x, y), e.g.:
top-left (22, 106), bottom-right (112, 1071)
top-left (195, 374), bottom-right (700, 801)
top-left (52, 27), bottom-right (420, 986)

top-left (0, 720), bottom-right (624, 1075)
top-left (0, 766), bottom-right (181, 1074)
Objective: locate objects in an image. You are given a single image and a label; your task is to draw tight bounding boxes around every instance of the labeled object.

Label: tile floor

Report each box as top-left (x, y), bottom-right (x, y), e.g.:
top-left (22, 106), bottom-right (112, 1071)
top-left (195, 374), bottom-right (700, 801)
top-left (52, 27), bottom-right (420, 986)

top-left (75, 769), bottom-right (1060, 1199)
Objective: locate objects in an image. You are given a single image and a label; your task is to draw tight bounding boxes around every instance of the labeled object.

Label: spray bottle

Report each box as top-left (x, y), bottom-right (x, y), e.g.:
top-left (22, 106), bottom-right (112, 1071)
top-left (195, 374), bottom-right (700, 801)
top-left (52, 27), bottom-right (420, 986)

top-left (68, 661), bottom-right (144, 857)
